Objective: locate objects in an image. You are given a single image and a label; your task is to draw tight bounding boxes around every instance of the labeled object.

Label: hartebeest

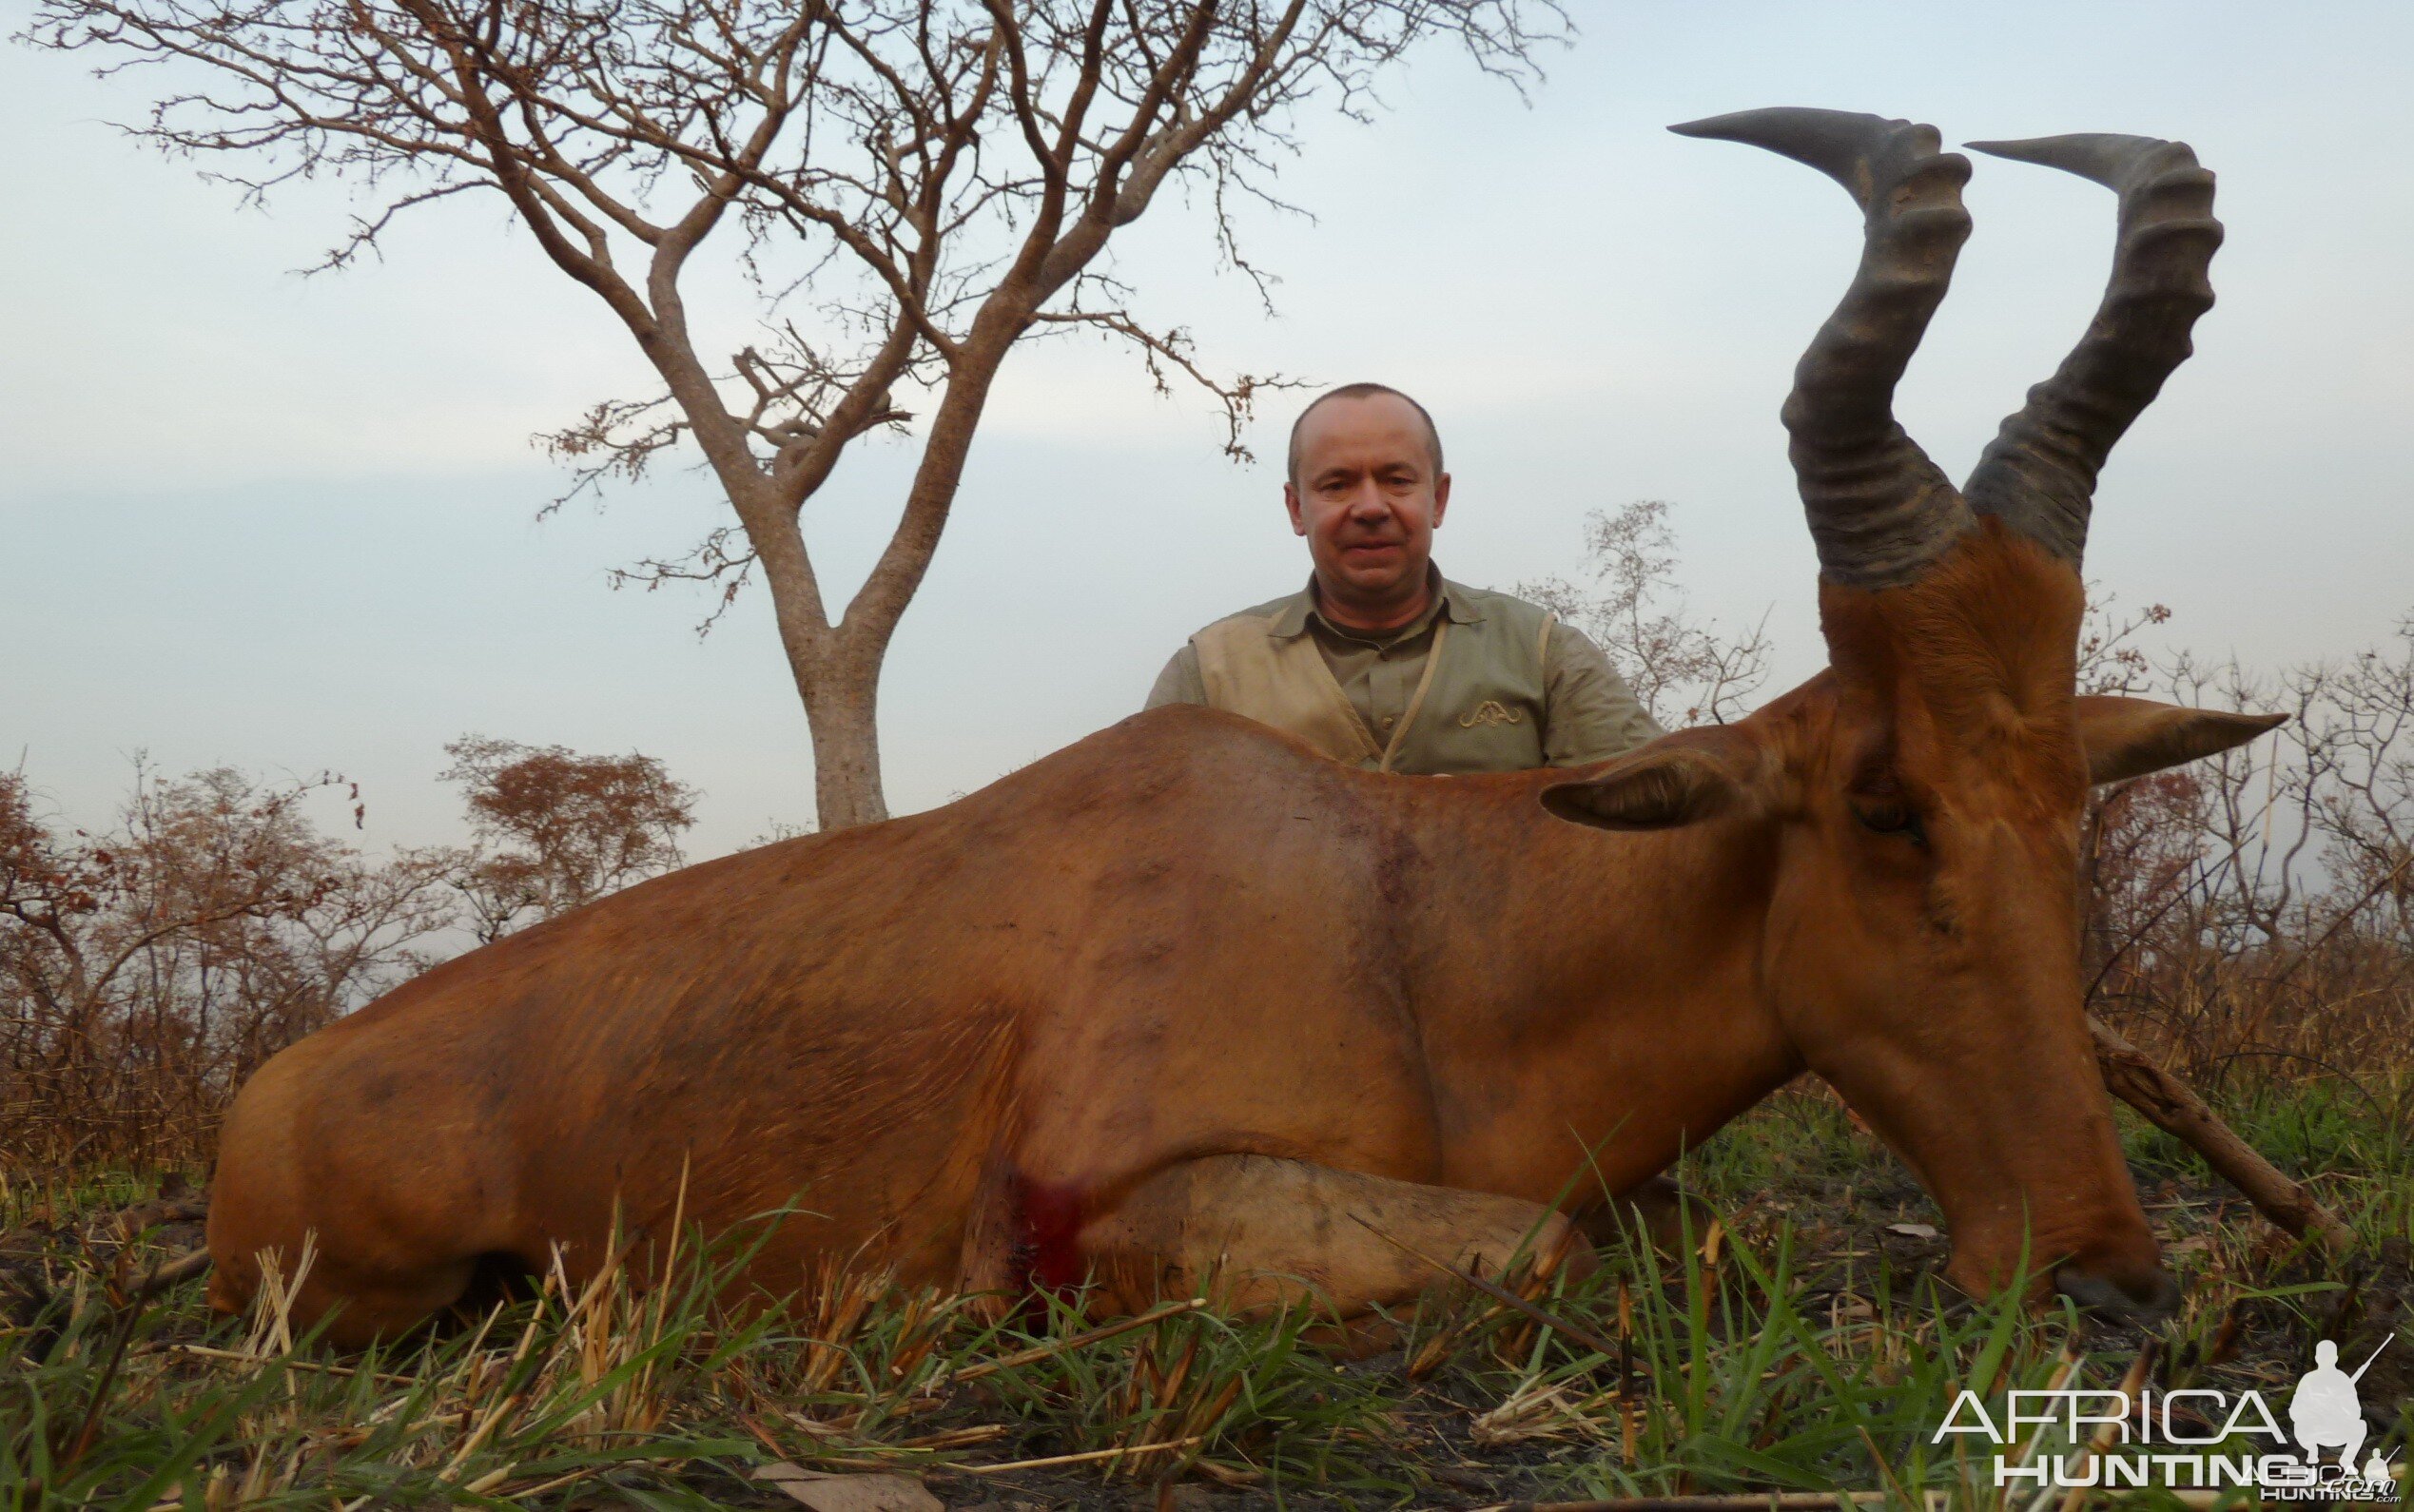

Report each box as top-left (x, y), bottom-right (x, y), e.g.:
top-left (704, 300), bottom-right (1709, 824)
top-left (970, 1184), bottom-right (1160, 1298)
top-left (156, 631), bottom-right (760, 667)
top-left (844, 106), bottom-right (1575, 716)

top-left (210, 109), bottom-right (2279, 1343)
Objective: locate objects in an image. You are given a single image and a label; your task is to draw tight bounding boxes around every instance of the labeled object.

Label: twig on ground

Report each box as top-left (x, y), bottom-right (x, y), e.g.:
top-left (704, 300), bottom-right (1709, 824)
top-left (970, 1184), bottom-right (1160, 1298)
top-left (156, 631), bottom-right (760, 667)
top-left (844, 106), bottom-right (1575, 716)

top-left (107, 1246), bottom-right (210, 1305)
top-left (2091, 1018), bottom-right (2357, 1252)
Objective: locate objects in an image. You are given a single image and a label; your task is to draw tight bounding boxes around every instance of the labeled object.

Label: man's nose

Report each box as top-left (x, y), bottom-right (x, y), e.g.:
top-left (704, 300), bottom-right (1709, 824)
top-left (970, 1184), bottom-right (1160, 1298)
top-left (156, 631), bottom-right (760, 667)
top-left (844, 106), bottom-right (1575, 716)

top-left (1344, 484), bottom-right (1390, 518)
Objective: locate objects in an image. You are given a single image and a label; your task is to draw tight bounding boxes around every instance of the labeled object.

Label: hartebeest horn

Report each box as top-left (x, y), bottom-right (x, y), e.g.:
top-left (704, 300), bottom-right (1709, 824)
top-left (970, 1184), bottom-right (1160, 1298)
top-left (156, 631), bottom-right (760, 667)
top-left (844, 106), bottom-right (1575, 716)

top-left (1669, 108), bottom-right (1976, 589)
top-left (1960, 134), bottom-right (2222, 564)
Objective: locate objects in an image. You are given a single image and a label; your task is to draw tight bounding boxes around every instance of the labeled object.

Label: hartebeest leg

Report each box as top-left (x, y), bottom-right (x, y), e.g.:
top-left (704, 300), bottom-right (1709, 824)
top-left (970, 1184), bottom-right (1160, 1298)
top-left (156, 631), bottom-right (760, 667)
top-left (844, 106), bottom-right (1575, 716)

top-left (1074, 1154), bottom-right (1589, 1319)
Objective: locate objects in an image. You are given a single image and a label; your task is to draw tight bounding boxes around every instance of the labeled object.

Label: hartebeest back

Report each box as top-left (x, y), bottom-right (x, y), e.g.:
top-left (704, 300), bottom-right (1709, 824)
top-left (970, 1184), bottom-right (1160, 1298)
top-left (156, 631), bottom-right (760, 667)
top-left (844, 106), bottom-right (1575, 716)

top-left (208, 109), bottom-right (2278, 1342)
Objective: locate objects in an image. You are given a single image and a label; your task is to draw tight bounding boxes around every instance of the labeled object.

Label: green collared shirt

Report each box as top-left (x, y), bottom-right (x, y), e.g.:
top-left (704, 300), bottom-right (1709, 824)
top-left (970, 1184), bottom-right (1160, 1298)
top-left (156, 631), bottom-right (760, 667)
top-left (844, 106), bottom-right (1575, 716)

top-left (1148, 571), bottom-right (1663, 772)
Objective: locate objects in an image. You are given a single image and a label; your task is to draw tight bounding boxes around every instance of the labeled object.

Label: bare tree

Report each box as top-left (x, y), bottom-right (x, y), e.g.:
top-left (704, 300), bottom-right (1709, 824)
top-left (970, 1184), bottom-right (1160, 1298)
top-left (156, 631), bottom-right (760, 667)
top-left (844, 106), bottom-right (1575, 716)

top-left (27, 0), bottom-right (1566, 829)
top-left (1518, 498), bottom-right (1771, 727)
top-left (438, 735), bottom-right (698, 940)
top-left (2300, 613), bottom-right (2414, 941)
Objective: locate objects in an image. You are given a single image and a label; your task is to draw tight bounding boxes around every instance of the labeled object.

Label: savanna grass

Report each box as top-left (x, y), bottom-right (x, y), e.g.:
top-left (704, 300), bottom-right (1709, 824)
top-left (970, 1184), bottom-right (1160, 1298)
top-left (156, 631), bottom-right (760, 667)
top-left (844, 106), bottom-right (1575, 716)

top-left (3, 1076), bottom-right (2405, 1509)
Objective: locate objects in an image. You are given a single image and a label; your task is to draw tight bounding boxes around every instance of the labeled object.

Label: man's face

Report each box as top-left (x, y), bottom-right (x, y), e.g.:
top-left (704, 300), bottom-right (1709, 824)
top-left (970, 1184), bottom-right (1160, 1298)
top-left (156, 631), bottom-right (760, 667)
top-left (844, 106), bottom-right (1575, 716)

top-left (1285, 394), bottom-right (1450, 605)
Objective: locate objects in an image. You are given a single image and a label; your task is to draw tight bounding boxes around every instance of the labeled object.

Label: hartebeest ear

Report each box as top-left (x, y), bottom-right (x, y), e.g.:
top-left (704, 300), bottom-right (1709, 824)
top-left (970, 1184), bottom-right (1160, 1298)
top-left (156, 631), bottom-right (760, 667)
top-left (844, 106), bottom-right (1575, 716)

top-left (1542, 737), bottom-right (1757, 832)
top-left (2074, 696), bottom-right (2287, 785)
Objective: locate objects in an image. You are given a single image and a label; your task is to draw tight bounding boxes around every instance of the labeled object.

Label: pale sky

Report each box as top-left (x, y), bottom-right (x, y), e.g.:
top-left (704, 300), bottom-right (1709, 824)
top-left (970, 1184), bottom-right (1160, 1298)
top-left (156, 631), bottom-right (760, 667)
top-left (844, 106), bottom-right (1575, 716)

top-left (4, 1), bottom-right (2409, 858)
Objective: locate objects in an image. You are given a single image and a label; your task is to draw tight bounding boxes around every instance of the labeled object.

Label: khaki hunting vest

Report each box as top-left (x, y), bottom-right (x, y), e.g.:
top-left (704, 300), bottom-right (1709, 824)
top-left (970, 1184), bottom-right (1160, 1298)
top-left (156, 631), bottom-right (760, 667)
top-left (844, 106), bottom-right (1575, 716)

top-left (1190, 586), bottom-right (1559, 774)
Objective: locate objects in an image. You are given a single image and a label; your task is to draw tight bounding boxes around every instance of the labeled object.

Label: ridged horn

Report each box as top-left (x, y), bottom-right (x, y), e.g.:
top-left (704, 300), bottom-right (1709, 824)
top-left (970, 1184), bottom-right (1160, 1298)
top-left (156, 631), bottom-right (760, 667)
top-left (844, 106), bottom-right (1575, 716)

top-left (1670, 108), bottom-right (1976, 589)
top-left (1961, 134), bottom-right (2222, 564)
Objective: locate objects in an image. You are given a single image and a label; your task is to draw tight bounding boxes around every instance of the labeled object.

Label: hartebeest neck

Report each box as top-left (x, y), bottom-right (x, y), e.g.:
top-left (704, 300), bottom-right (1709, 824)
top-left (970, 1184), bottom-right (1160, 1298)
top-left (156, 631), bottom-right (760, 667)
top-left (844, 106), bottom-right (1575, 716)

top-left (1371, 767), bottom-right (1801, 1205)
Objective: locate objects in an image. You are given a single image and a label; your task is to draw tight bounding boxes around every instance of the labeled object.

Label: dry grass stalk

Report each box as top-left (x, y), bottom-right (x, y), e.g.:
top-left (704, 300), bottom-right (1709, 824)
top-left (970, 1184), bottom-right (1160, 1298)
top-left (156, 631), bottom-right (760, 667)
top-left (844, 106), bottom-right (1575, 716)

top-left (1470, 1378), bottom-right (1621, 1448)
top-left (928, 1297), bottom-right (1205, 1389)
top-left (2049, 1342), bottom-right (2157, 1512)
top-left (953, 1433), bottom-right (1211, 1475)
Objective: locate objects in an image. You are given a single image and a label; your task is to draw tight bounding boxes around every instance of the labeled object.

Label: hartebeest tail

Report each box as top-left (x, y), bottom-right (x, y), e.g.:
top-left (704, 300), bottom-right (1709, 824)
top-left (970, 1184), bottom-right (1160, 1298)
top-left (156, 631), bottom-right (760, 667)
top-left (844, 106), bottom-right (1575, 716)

top-left (208, 109), bottom-right (2275, 1344)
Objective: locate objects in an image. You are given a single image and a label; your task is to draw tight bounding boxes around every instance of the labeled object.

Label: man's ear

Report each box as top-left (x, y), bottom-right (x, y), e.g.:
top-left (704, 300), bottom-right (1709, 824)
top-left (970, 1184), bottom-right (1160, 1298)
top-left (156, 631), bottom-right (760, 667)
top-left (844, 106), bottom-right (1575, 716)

top-left (1542, 732), bottom-right (1761, 831)
top-left (2074, 695), bottom-right (2287, 785)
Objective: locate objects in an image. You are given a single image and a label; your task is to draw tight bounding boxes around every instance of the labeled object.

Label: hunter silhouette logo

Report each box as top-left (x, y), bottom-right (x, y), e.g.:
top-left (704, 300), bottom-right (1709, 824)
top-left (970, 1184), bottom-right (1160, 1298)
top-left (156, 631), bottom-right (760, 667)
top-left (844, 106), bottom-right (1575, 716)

top-left (1933, 1337), bottom-right (2397, 1499)
top-left (2289, 1338), bottom-right (2386, 1468)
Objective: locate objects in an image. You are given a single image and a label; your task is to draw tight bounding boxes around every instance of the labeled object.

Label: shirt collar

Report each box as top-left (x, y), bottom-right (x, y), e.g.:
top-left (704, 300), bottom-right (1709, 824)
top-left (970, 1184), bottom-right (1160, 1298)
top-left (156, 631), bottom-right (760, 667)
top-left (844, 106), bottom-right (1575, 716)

top-left (1271, 565), bottom-right (1485, 640)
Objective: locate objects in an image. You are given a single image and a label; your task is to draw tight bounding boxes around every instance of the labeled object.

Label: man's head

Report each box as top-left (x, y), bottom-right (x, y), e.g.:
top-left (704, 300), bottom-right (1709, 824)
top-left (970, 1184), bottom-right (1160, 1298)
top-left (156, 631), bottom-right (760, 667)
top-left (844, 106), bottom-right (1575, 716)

top-left (1284, 383), bottom-right (1450, 629)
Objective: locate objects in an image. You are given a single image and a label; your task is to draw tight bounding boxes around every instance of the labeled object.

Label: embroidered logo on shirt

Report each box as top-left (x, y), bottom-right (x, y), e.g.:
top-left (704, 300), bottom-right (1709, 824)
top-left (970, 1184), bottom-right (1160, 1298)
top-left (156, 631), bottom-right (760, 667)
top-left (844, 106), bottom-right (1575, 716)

top-left (1458, 700), bottom-right (1523, 728)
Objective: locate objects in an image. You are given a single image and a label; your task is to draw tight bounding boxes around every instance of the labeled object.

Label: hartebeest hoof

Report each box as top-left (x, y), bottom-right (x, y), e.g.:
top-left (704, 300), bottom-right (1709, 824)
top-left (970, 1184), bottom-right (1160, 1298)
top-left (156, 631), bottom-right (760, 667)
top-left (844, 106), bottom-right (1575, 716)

top-left (2054, 1262), bottom-right (2182, 1328)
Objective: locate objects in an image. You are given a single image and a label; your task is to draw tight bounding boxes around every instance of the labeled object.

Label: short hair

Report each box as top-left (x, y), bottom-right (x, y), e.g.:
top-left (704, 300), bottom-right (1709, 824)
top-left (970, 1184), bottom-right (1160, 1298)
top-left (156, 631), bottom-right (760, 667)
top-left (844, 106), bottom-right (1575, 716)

top-left (1286, 382), bottom-right (1445, 487)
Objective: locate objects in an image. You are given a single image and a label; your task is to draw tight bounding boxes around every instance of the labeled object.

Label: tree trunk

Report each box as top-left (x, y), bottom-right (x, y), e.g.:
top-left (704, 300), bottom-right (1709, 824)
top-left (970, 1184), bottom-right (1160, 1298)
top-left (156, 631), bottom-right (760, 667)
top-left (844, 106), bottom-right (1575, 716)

top-left (767, 340), bottom-right (1016, 832)
top-left (735, 480), bottom-right (894, 834)
top-left (801, 653), bottom-right (888, 831)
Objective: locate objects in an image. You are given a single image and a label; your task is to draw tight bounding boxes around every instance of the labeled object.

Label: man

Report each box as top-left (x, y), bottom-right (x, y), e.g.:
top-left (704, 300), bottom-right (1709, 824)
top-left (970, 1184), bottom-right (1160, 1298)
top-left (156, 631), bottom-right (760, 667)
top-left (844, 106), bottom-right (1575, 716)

top-left (1148, 381), bottom-right (1661, 773)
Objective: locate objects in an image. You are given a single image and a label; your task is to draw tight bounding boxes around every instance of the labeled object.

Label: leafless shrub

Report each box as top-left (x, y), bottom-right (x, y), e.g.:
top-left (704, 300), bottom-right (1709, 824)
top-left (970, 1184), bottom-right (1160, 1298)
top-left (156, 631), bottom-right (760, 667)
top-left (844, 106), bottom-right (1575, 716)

top-left (1, 736), bottom-right (704, 1169)
top-left (0, 765), bottom-right (454, 1168)
top-left (2077, 589), bottom-right (2172, 697)
top-left (2081, 614), bottom-right (2414, 1099)
top-left (1518, 499), bottom-right (1772, 727)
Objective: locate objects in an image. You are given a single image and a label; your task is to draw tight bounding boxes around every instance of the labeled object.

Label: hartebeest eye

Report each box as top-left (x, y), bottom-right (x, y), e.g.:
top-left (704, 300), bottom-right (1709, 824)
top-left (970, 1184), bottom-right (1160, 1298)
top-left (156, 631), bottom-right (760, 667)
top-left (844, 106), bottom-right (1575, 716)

top-left (1845, 763), bottom-right (1925, 844)
top-left (1853, 800), bottom-right (1925, 843)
